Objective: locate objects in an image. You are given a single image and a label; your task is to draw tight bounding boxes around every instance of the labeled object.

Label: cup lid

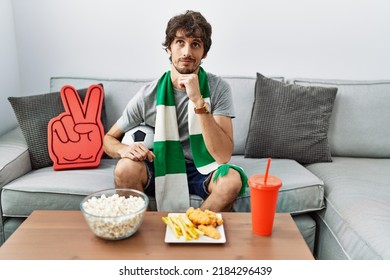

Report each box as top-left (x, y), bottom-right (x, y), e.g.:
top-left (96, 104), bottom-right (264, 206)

top-left (249, 174), bottom-right (282, 189)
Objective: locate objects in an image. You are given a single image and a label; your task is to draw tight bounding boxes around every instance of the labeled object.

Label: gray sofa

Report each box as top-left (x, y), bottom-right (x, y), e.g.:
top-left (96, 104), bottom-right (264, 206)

top-left (1, 75), bottom-right (389, 260)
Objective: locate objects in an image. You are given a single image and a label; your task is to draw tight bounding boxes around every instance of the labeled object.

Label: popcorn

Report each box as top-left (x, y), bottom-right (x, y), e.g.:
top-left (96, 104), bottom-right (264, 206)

top-left (81, 193), bottom-right (146, 240)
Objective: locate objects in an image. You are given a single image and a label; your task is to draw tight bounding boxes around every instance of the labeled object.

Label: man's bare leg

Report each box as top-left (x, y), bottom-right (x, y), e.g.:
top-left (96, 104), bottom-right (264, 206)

top-left (200, 168), bottom-right (242, 212)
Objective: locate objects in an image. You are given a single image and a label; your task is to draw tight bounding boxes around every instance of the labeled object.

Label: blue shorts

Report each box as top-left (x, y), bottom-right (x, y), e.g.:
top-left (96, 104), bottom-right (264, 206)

top-left (143, 161), bottom-right (212, 200)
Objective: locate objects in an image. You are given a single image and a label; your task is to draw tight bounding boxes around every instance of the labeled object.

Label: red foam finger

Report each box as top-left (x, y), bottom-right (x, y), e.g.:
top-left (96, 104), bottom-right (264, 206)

top-left (48, 84), bottom-right (105, 170)
top-left (60, 114), bottom-right (80, 142)
top-left (49, 118), bottom-right (68, 143)
top-left (83, 85), bottom-right (104, 123)
top-left (48, 118), bottom-right (66, 166)
top-left (61, 85), bottom-right (85, 123)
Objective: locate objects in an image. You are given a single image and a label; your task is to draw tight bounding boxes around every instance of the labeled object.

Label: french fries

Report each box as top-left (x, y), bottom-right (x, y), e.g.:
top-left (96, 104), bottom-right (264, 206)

top-left (162, 215), bottom-right (204, 240)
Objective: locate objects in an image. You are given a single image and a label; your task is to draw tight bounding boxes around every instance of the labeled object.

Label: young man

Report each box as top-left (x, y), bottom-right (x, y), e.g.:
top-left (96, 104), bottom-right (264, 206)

top-left (103, 10), bottom-right (246, 212)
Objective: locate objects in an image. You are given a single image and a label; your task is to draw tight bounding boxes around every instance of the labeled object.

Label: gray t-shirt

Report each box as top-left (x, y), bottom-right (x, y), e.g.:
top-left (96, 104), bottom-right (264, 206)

top-left (116, 72), bottom-right (234, 161)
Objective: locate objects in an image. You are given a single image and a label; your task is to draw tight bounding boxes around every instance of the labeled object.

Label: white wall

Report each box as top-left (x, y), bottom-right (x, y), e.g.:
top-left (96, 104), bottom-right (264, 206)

top-left (9, 0), bottom-right (390, 97)
top-left (0, 0), bottom-right (21, 135)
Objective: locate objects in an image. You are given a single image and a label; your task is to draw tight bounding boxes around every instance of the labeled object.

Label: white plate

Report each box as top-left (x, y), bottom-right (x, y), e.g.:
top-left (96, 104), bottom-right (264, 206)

top-left (164, 213), bottom-right (226, 243)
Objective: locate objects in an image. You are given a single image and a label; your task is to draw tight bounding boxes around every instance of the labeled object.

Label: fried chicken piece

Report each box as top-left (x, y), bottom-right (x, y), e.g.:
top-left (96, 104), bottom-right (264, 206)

top-left (198, 225), bottom-right (221, 239)
top-left (204, 210), bottom-right (223, 227)
top-left (186, 207), bottom-right (211, 226)
top-left (185, 207), bottom-right (223, 240)
top-left (186, 207), bottom-right (223, 227)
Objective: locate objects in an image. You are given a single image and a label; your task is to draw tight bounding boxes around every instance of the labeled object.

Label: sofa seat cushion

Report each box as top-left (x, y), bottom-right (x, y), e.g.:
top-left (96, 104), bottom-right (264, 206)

top-left (1, 159), bottom-right (204, 217)
top-left (292, 214), bottom-right (316, 253)
top-left (306, 157), bottom-right (390, 259)
top-left (2, 159), bottom-right (118, 217)
top-left (230, 156), bottom-right (325, 214)
top-left (2, 157), bottom-right (325, 217)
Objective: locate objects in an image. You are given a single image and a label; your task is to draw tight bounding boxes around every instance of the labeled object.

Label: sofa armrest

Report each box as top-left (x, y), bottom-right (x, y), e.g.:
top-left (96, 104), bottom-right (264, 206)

top-left (0, 126), bottom-right (32, 188)
top-left (0, 126), bottom-right (32, 244)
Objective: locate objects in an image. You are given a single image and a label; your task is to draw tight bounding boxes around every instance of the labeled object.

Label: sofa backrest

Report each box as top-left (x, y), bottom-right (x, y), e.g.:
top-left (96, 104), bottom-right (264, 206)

top-left (223, 76), bottom-right (285, 154)
top-left (51, 76), bottom-right (284, 155)
top-left (222, 77), bottom-right (256, 154)
top-left (51, 77), bottom-right (152, 131)
top-left (288, 78), bottom-right (390, 158)
top-left (52, 76), bottom-right (390, 158)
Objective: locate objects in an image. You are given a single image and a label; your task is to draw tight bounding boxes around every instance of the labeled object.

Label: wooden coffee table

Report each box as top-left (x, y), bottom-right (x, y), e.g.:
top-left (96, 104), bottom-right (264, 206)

top-left (0, 210), bottom-right (314, 260)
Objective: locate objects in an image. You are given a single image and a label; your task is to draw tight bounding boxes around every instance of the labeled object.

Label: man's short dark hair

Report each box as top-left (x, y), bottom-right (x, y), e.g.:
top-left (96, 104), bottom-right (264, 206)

top-left (163, 10), bottom-right (212, 58)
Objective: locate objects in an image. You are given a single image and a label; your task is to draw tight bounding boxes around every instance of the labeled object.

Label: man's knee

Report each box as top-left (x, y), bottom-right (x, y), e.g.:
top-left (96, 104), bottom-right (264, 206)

top-left (114, 158), bottom-right (147, 188)
top-left (212, 169), bottom-right (242, 195)
top-left (115, 158), bottom-right (131, 178)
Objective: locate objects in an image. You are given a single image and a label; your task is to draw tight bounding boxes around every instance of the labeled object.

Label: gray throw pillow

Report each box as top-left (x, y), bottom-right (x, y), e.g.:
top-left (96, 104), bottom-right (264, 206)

top-left (8, 84), bottom-right (107, 169)
top-left (245, 73), bottom-right (337, 164)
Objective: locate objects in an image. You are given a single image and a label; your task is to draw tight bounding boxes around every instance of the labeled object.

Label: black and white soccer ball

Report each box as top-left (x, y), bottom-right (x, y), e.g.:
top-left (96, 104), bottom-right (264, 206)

top-left (122, 125), bottom-right (154, 149)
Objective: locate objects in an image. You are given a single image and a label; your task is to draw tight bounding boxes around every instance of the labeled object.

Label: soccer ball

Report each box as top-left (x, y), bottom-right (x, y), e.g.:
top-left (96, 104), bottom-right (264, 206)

top-left (121, 125), bottom-right (154, 149)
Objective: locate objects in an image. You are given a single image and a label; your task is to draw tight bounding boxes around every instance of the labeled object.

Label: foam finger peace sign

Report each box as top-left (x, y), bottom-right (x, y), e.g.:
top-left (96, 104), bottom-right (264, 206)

top-left (62, 85), bottom-right (103, 124)
top-left (48, 84), bottom-right (105, 170)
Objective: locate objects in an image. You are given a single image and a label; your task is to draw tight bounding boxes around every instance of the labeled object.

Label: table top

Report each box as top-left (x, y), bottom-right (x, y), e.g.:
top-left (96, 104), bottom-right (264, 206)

top-left (0, 210), bottom-right (314, 260)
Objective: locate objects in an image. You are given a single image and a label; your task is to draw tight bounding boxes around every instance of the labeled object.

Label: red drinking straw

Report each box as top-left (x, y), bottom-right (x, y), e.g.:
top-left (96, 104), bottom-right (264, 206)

top-left (264, 158), bottom-right (272, 185)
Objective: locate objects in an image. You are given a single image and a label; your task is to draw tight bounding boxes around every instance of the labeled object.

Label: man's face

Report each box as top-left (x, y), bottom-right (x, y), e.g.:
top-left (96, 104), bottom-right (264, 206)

top-left (167, 30), bottom-right (206, 74)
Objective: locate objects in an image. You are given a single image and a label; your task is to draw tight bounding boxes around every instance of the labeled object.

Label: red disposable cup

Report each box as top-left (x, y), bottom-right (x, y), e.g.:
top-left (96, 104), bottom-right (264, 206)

top-left (249, 174), bottom-right (283, 236)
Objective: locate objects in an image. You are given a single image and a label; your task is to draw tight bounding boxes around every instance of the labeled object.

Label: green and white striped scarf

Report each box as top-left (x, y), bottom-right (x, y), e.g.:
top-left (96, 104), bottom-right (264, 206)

top-left (153, 67), bottom-right (248, 211)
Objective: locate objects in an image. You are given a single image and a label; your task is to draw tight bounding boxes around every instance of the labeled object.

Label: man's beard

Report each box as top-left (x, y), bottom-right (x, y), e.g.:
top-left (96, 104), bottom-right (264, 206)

top-left (172, 58), bottom-right (201, 74)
